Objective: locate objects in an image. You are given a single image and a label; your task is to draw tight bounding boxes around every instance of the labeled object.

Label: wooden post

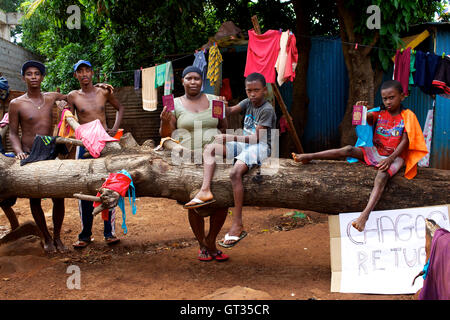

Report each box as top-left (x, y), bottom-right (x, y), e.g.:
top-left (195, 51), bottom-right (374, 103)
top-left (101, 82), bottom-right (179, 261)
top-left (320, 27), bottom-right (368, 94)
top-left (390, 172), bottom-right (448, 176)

top-left (251, 15), bottom-right (304, 154)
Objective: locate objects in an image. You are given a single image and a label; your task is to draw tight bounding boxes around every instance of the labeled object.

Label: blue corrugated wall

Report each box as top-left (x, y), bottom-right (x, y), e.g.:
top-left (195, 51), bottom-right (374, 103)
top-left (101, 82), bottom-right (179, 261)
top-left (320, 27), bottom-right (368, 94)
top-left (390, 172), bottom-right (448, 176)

top-left (301, 36), bottom-right (349, 152)
top-left (433, 29), bottom-right (450, 169)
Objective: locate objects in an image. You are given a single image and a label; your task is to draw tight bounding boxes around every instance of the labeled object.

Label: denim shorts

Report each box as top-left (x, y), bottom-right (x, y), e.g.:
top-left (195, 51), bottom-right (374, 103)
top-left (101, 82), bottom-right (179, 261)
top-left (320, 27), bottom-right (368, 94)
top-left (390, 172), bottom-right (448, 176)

top-left (225, 141), bottom-right (271, 169)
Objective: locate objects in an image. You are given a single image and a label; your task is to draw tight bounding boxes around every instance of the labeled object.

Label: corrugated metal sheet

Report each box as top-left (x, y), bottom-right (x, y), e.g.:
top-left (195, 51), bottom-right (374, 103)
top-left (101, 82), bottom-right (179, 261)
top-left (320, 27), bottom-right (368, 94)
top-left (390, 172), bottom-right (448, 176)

top-left (302, 36), bottom-right (348, 152)
top-left (432, 29), bottom-right (450, 169)
top-left (105, 86), bottom-right (163, 145)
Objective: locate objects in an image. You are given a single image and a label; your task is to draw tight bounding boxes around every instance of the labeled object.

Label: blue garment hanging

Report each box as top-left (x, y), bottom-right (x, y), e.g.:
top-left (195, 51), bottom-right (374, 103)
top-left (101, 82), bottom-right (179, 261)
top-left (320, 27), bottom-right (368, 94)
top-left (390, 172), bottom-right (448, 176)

top-left (347, 107), bottom-right (380, 163)
top-left (116, 169), bottom-right (137, 234)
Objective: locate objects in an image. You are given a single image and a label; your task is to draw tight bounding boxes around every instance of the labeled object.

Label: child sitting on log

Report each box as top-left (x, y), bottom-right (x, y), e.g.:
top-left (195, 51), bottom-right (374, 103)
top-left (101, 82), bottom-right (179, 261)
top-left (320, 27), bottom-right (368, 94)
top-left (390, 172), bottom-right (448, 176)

top-left (292, 80), bottom-right (428, 232)
top-left (184, 72), bottom-right (277, 248)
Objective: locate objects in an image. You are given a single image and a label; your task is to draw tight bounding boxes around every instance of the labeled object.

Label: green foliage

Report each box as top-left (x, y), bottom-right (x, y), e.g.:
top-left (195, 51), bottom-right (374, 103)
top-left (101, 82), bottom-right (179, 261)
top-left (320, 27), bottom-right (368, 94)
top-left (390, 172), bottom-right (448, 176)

top-left (343, 0), bottom-right (444, 71)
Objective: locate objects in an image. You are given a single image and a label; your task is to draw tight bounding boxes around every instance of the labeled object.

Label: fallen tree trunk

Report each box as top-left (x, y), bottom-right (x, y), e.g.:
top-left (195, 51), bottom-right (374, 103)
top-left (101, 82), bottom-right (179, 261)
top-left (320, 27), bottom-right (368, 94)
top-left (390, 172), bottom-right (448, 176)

top-left (0, 133), bottom-right (448, 214)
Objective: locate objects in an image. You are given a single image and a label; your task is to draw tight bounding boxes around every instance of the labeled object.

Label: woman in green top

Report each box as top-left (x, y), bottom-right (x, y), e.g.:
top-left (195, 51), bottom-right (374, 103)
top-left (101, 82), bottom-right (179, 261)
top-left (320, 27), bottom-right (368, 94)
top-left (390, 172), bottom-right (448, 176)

top-left (159, 66), bottom-right (229, 262)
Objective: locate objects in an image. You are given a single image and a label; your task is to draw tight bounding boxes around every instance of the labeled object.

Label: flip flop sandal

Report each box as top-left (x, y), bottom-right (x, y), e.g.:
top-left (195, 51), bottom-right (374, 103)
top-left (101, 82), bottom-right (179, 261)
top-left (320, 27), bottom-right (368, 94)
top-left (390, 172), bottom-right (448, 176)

top-left (218, 231), bottom-right (248, 248)
top-left (211, 250), bottom-right (229, 262)
top-left (183, 198), bottom-right (216, 209)
top-left (105, 237), bottom-right (120, 245)
top-left (73, 239), bottom-right (92, 249)
top-left (198, 249), bottom-right (213, 262)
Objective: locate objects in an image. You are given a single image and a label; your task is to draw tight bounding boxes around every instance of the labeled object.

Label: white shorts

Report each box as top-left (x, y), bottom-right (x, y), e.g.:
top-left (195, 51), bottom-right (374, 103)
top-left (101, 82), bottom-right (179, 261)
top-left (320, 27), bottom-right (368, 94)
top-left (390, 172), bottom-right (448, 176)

top-left (225, 141), bottom-right (271, 169)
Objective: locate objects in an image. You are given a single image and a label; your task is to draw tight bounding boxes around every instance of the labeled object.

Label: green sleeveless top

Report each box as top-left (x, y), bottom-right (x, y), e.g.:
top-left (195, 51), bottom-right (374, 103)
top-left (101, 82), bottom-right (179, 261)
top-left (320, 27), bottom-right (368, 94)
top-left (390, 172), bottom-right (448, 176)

top-left (173, 93), bottom-right (220, 150)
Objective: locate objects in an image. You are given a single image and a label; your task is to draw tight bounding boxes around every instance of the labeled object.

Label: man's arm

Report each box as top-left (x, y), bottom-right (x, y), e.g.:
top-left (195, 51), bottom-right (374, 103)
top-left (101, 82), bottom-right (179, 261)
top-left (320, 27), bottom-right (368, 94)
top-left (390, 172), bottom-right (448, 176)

top-left (105, 89), bottom-right (124, 136)
top-left (8, 100), bottom-right (27, 159)
top-left (66, 92), bottom-right (76, 115)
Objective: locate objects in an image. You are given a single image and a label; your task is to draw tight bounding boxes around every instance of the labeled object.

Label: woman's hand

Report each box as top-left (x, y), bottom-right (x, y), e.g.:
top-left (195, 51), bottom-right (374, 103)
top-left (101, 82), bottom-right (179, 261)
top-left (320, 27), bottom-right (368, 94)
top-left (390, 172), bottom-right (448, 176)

top-left (160, 106), bottom-right (173, 123)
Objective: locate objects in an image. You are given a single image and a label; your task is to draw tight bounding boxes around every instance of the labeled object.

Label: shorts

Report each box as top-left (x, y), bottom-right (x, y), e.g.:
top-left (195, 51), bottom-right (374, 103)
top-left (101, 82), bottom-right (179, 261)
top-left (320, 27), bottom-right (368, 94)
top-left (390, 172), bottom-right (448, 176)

top-left (0, 197), bottom-right (17, 207)
top-left (359, 146), bottom-right (405, 177)
top-left (225, 141), bottom-right (271, 169)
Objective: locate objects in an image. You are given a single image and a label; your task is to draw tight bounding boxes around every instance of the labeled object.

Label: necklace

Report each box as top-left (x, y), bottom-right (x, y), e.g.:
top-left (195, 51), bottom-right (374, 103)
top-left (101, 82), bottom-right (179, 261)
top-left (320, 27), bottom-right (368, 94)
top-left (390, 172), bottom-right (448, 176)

top-left (26, 93), bottom-right (45, 110)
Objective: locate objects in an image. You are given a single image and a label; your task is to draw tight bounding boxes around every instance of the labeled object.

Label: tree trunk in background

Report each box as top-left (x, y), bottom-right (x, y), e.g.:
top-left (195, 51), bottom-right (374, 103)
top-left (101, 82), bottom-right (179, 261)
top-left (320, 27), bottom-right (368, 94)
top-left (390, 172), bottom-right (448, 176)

top-left (280, 0), bottom-right (311, 157)
top-left (337, 0), bottom-right (379, 147)
top-left (1, 134), bottom-right (449, 215)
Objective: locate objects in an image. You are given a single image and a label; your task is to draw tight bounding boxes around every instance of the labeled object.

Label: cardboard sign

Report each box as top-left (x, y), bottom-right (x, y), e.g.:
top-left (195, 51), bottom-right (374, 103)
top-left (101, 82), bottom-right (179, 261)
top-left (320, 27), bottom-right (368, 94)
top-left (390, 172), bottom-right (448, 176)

top-left (329, 205), bottom-right (450, 294)
top-left (212, 100), bottom-right (225, 119)
top-left (352, 105), bottom-right (367, 126)
top-left (162, 94), bottom-right (175, 112)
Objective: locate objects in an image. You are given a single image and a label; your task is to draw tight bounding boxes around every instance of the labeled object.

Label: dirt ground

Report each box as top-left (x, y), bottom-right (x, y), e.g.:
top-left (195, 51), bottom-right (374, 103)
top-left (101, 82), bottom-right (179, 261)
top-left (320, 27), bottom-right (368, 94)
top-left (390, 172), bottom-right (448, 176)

top-left (0, 197), bottom-right (415, 301)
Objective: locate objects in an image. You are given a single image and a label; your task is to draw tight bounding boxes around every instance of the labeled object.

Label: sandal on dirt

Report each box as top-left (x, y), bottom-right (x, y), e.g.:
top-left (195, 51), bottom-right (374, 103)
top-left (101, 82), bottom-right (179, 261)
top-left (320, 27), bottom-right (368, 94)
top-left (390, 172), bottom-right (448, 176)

top-left (73, 239), bottom-right (92, 249)
top-left (105, 236), bottom-right (120, 245)
top-left (198, 249), bottom-right (213, 262)
top-left (211, 250), bottom-right (229, 262)
top-left (218, 231), bottom-right (248, 248)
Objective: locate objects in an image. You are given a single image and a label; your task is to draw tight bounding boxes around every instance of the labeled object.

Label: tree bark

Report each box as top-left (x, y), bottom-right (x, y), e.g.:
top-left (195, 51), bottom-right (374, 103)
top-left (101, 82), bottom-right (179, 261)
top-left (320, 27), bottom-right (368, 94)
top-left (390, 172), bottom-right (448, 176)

top-left (280, 0), bottom-right (311, 157)
top-left (336, 0), bottom-right (379, 147)
top-left (0, 133), bottom-right (448, 215)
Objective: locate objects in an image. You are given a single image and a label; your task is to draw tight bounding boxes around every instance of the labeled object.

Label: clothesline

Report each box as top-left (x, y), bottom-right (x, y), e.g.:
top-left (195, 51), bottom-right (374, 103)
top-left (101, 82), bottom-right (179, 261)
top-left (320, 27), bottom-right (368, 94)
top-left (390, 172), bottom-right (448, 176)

top-left (99, 53), bottom-right (194, 76)
top-left (99, 32), bottom-right (447, 77)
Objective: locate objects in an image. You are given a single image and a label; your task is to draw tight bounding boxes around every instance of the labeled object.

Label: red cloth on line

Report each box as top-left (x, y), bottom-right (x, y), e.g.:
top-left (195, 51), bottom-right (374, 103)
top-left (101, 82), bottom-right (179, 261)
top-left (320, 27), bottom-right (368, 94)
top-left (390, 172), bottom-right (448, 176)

top-left (244, 29), bottom-right (281, 84)
top-left (393, 48), bottom-right (411, 96)
top-left (93, 172), bottom-right (132, 221)
top-left (220, 78), bottom-right (233, 101)
top-left (283, 33), bottom-right (298, 82)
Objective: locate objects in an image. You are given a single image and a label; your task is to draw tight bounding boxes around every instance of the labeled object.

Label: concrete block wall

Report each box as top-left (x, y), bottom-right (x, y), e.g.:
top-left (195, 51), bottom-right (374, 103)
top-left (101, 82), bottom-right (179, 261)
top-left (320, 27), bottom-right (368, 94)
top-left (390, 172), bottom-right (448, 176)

top-left (0, 38), bottom-right (42, 91)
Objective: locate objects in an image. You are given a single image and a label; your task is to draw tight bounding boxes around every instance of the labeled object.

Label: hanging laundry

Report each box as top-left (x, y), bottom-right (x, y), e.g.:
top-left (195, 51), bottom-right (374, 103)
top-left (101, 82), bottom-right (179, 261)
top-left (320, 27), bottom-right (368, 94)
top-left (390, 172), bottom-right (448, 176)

top-left (57, 109), bottom-right (76, 138)
top-left (155, 63), bottom-right (167, 88)
top-left (432, 55), bottom-right (450, 96)
top-left (409, 50), bottom-right (416, 86)
top-left (219, 78), bottom-right (233, 101)
top-left (283, 32), bottom-right (298, 83)
top-left (393, 47), bottom-right (411, 96)
top-left (414, 51), bottom-right (442, 95)
top-left (74, 119), bottom-right (118, 158)
top-left (142, 66), bottom-right (158, 111)
top-left (244, 29), bottom-right (281, 84)
top-left (275, 30), bottom-right (290, 86)
top-left (0, 112), bottom-right (9, 128)
top-left (418, 108), bottom-right (433, 167)
top-left (134, 69), bottom-right (141, 91)
top-left (164, 61), bottom-right (174, 95)
top-left (193, 51), bottom-right (208, 91)
top-left (206, 43), bottom-right (223, 87)
top-left (20, 135), bottom-right (68, 166)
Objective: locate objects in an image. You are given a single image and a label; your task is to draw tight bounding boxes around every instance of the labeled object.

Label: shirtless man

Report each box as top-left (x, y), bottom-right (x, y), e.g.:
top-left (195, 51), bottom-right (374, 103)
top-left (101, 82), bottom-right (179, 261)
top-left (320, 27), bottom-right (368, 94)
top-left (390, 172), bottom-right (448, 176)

top-left (8, 61), bottom-right (69, 253)
top-left (67, 60), bottom-right (125, 249)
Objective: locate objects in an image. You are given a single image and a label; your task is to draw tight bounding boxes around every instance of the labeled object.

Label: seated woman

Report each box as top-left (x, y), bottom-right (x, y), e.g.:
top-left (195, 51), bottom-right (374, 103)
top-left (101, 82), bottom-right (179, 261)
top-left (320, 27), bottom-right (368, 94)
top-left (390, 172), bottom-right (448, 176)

top-left (159, 66), bottom-right (229, 262)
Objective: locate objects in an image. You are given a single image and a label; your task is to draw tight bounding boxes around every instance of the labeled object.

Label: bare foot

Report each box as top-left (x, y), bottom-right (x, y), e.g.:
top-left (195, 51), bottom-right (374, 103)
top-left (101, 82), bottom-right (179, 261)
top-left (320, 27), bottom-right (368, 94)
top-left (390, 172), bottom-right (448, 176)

top-left (42, 239), bottom-right (57, 253)
top-left (292, 153), bottom-right (311, 164)
top-left (352, 214), bottom-right (369, 232)
top-left (54, 238), bottom-right (69, 253)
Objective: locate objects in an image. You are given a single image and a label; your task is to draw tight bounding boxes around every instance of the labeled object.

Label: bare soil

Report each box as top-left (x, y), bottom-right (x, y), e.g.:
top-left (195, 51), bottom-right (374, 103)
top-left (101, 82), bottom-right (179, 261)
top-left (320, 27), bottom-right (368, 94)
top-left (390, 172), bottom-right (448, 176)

top-left (0, 197), bottom-right (414, 301)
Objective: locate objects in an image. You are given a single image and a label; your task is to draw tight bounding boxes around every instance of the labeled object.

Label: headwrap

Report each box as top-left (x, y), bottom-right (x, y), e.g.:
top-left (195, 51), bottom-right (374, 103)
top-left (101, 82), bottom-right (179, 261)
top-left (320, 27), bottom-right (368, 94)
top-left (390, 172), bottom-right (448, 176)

top-left (182, 65), bottom-right (203, 78)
